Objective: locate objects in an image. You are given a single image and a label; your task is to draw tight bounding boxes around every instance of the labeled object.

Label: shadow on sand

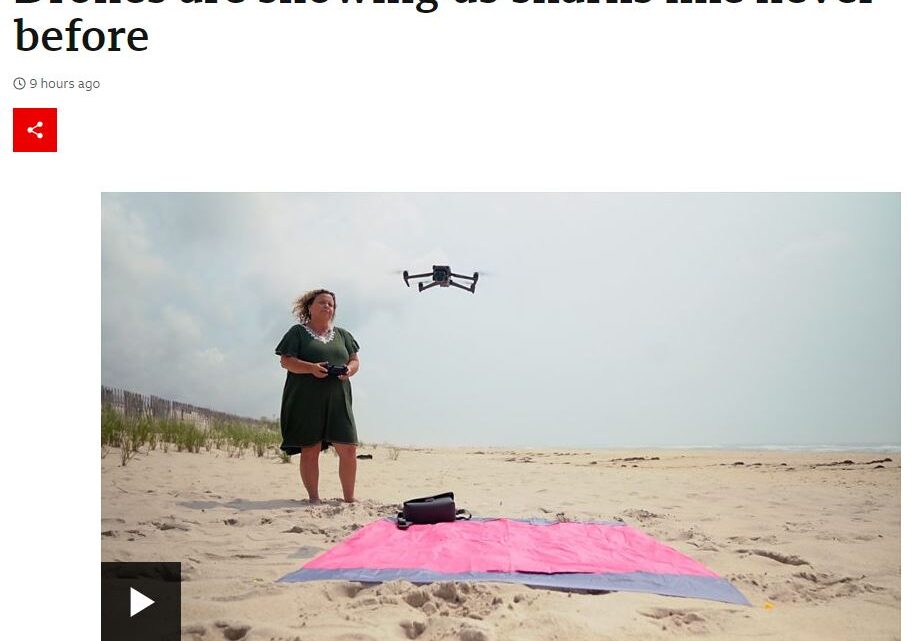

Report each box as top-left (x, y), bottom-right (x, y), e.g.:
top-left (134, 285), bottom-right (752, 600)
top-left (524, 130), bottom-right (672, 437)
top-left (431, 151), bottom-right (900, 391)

top-left (178, 498), bottom-right (313, 511)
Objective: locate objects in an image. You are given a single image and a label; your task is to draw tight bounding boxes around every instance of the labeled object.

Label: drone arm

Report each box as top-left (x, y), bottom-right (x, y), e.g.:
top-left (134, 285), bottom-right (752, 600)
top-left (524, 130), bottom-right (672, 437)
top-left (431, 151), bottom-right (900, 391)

top-left (418, 281), bottom-right (439, 293)
top-left (404, 271), bottom-right (434, 289)
top-left (448, 279), bottom-right (476, 293)
top-left (449, 271), bottom-right (478, 293)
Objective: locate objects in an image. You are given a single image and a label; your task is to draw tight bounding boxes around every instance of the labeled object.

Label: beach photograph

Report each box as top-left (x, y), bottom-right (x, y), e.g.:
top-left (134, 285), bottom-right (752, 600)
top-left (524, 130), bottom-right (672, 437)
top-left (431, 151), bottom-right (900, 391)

top-left (101, 193), bottom-right (901, 640)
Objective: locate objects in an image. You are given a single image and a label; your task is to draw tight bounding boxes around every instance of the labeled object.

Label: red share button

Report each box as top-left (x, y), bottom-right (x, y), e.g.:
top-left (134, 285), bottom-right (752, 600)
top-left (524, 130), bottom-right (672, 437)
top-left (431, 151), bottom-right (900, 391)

top-left (13, 108), bottom-right (57, 152)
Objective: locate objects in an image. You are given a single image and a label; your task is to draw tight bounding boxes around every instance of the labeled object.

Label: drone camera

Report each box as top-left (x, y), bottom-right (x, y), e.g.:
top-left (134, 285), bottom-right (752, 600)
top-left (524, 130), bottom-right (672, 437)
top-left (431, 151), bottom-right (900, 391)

top-left (432, 265), bottom-right (451, 283)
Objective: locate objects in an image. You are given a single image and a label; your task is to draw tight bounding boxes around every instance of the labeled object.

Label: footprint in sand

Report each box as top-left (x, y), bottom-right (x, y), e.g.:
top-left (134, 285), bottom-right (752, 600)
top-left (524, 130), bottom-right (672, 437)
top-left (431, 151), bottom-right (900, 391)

top-left (150, 519), bottom-right (191, 531)
top-left (678, 529), bottom-right (721, 551)
top-left (727, 534), bottom-right (778, 545)
top-left (736, 548), bottom-right (810, 566)
top-left (215, 621), bottom-right (251, 641)
top-left (639, 608), bottom-right (708, 632)
top-left (779, 571), bottom-right (889, 603)
top-left (288, 544), bottom-right (324, 559)
top-left (728, 572), bottom-right (770, 591)
top-left (622, 509), bottom-right (666, 522)
top-left (400, 619), bottom-right (427, 639)
top-left (324, 581), bottom-right (366, 599)
top-left (456, 624), bottom-right (492, 641)
top-left (184, 621), bottom-right (251, 641)
top-left (341, 580), bottom-right (507, 622)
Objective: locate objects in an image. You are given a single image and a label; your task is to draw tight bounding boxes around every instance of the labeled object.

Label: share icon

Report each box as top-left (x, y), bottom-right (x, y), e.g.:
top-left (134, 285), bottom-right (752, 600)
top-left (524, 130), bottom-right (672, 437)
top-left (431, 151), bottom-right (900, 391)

top-left (13, 108), bottom-right (57, 152)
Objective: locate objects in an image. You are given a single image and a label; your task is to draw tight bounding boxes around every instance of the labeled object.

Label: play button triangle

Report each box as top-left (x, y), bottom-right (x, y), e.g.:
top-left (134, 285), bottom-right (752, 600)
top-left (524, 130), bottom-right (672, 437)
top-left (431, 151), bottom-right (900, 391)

top-left (130, 587), bottom-right (155, 617)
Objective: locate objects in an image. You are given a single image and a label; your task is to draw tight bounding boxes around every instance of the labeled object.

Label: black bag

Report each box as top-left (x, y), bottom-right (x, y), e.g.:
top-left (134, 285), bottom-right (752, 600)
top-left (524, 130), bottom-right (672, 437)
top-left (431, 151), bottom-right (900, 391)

top-left (397, 491), bottom-right (471, 530)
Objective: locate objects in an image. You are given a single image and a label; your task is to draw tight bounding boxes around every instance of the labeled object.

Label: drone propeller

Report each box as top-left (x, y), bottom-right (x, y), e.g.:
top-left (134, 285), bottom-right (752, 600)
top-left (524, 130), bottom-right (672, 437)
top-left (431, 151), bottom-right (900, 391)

top-left (388, 269), bottom-right (420, 287)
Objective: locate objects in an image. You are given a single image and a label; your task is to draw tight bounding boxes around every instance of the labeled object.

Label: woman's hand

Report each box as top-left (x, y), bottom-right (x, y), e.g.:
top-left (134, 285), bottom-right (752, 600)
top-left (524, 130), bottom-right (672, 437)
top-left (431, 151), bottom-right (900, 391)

top-left (280, 355), bottom-right (325, 376)
top-left (340, 354), bottom-right (359, 380)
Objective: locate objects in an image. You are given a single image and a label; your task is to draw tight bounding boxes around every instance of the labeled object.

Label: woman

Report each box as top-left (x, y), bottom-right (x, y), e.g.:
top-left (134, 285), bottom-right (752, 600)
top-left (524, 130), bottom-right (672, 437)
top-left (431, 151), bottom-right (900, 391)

top-left (275, 289), bottom-right (361, 503)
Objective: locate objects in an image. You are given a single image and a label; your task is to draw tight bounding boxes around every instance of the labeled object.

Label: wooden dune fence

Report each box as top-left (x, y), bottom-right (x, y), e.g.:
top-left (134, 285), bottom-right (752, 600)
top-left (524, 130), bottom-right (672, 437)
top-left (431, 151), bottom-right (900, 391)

top-left (101, 386), bottom-right (273, 430)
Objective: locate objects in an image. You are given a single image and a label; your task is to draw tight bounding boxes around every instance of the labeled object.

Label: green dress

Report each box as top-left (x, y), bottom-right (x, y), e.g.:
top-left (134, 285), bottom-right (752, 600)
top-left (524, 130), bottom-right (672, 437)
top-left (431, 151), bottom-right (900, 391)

top-left (275, 324), bottom-right (360, 455)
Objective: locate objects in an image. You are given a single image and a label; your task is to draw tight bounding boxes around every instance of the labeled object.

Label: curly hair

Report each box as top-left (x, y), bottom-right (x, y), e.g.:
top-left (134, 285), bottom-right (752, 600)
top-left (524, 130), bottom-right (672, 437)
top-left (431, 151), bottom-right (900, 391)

top-left (292, 289), bottom-right (336, 323)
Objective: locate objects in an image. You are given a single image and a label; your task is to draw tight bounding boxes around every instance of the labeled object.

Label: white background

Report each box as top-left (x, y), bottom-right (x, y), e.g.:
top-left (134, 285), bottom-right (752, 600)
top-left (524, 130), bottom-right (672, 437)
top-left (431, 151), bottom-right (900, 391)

top-left (0, 0), bottom-right (911, 637)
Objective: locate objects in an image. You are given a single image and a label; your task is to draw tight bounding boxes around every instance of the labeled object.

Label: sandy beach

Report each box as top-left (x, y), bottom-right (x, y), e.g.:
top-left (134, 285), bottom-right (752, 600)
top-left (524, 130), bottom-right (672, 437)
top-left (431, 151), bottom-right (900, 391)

top-left (101, 446), bottom-right (900, 641)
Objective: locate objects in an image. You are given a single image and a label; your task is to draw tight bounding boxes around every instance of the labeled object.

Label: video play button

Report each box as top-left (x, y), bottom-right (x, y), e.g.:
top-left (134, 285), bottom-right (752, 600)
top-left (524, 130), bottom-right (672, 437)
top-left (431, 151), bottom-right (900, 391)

top-left (130, 587), bottom-right (155, 617)
top-left (101, 562), bottom-right (180, 641)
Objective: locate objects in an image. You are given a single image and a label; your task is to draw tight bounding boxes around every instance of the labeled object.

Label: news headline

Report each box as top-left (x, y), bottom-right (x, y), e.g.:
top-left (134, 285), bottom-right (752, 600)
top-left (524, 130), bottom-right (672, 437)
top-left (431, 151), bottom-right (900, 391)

top-left (13, 0), bottom-right (873, 52)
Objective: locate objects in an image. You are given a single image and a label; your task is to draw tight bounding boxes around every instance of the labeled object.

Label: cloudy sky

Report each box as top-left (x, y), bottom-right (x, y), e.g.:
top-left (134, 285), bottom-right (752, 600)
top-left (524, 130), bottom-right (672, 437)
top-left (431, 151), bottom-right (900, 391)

top-left (101, 193), bottom-right (900, 448)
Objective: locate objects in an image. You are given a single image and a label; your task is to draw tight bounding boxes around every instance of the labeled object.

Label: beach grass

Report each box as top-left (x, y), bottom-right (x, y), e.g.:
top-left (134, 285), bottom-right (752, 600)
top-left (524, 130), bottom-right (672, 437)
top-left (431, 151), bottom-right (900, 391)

top-left (101, 404), bottom-right (282, 464)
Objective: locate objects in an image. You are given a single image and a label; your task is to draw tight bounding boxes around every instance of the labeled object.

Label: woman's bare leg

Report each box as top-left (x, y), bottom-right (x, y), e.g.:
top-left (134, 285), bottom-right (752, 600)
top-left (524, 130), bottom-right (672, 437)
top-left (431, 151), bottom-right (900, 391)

top-left (299, 444), bottom-right (322, 502)
top-left (333, 443), bottom-right (357, 502)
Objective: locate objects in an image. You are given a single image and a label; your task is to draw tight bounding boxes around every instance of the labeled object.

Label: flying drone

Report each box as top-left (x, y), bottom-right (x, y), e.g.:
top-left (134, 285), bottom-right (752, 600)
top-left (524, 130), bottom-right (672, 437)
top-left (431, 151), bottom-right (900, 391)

top-left (403, 265), bottom-right (479, 293)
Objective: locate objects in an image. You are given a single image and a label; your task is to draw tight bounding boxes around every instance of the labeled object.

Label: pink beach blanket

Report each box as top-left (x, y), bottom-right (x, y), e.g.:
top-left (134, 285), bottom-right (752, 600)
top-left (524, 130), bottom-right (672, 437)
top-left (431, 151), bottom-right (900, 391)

top-left (280, 518), bottom-right (749, 605)
top-left (306, 518), bottom-right (716, 576)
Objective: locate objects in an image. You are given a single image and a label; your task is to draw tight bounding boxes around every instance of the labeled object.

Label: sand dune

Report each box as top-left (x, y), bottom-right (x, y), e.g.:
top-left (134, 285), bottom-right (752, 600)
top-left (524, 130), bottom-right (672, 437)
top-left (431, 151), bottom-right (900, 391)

top-left (101, 446), bottom-right (900, 640)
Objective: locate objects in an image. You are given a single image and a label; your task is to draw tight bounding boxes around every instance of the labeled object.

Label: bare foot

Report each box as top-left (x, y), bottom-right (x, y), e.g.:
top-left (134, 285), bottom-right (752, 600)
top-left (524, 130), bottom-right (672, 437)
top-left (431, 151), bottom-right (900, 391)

top-left (307, 498), bottom-right (321, 504)
top-left (343, 498), bottom-right (357, 504)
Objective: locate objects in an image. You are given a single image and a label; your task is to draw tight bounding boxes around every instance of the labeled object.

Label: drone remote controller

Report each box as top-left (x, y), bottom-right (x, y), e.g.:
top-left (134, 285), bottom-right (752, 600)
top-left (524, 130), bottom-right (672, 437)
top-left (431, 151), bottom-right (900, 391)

top-left (321, 363), bottom-right (349, 378)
